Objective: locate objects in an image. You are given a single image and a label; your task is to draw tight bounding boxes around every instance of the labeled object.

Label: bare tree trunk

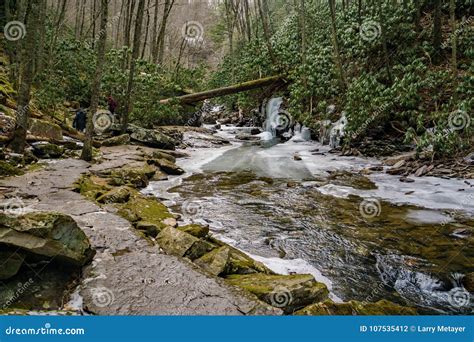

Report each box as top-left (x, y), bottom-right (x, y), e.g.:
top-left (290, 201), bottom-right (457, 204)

top-left (156, 0), bottom-right (175, 64)
top-left (432, 0), bottom-right (442, 64)
top-left (379, 0), bottom-right (392, 83)
top-left (121, 0), bottom-right (145, 133)
top-left (9, 0), bottom-right (42, 153)
top-left (82, 0), bottom-right (109, 161)
top-left (450, 0), bottom-right (458, 101)
top-left (328, 0), bottom-right (346, 90)
top-left (142, 0), bottom-right (151, 59)
top-left (150, 0), bottom-right (160, 62)
top-left (257, 0), bottom-right (277, 67)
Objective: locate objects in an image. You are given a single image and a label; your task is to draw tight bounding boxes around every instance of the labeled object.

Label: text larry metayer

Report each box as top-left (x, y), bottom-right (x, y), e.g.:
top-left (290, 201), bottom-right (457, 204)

top-left (417, 326), bottom-right (466, 334)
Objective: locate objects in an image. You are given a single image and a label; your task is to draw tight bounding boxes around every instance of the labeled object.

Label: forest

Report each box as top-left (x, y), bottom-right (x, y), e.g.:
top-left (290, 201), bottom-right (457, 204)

top-left (0, 0), bottom-right (473, 318)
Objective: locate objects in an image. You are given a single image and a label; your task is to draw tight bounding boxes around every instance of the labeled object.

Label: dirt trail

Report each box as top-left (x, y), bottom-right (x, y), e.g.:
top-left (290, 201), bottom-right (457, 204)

top-left (0, 146), bottom-right (280, 315)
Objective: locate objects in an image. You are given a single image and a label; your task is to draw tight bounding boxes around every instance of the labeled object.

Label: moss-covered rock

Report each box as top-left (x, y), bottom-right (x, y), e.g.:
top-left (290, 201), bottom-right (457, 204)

top-left (177, 224), bottom-right (209, 238)
top-left (0, 250), bottom-right (24, 280)
top-left (195, 246), bottom-right (231, 276)
top-left (226, 273), bottom-right (329, 313)
top-left (294, 299), bottom-right (417, 315)
top-left (135, 221), bottom-right (159, 238)
top-left (151, 151), bottom-right (176, 163)
top-left (116, 192), bottom-right (174, 229)
top-left (101, 134), bottom-right (130, 147)
top-left (107, 165), bottom-right (156, 188)
top-left (149, 158), bottom-right (184, 175)
top-left (28, 118), bottom-right (63, 141)
top-left (0, 212), bottom-right (94, 266)
top-left (129, 126), bottom-right (177, 150)
top-left (32, 143), bottom-right (64, 159)
top-left (157, 226), bottom-right (215, 260)
top-left (74, 175), bottom-right (110, 200)
top-left (97, 186), bottom-right (131, 204)
top-left (0, 161), bottom-right (23, 177)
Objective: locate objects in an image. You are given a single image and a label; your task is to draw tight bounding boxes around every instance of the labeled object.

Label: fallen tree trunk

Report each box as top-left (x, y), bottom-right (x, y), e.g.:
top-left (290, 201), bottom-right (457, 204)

top-left (159, 75), bottom-right (285, 105)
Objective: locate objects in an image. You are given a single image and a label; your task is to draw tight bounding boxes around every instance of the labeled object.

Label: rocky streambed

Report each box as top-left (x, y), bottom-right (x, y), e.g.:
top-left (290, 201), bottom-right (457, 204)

top-left (144, 126), bottom-right (474, 315)
top-left (0, 135), bottom-right (421, 316)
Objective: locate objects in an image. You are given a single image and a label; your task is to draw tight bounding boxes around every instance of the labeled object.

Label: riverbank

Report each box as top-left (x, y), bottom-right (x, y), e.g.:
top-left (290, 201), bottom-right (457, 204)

top-left (1, 133), bottom-right (423, 315)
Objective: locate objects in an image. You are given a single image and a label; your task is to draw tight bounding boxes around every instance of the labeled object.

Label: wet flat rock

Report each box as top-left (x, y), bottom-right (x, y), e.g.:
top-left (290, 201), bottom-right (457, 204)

top-left (0, 152), bottom-right (280, 315)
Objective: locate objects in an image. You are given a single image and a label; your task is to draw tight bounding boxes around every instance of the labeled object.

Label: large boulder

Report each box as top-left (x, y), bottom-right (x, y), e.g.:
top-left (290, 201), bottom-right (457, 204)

top-left (157, 226), bottom-right (215, 260)
top-left (0, 250), bottom-right (24, 280)
top-left (294, 299), bottom-right (417, 315)
top-left (226, 273), bottom-right (329, 313)
top-left (31, 142), bottom-right (64, 159)
top-left (149, 158), bottom-right (184, 175)
top-left (0, 212), bottom-right (94, 266)
top-left (128, 125), bottom-right (177, 150)
top-left (177, 224), bottom-right (209, 238)
top-left (96, 186), bottom-right (131, 204)
top-left (28, 118), bottom-right (63, 141)
top-left (0, 112), bottom-right (15, 136)
top-left (101, 134), bottom-right (130, 147)
top-left (106, 165), bottom-right (156, 188)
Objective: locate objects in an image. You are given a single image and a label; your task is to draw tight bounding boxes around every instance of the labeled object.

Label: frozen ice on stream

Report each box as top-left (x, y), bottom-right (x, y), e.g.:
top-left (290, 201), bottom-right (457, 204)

top-left (143, 126), bottom-right (473, 314)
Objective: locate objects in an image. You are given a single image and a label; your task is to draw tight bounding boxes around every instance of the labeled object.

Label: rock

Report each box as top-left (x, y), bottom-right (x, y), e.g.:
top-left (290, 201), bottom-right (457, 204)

top-left (151, 151), bottom-right (176, 163)
top-left (107, 165), bottom-right (155, 188)
top-left (129, 126), bottom-right (177, 150)
top-left (153, 159), bottom-right (184, 175)
top-left (151, 170), bottom-right (168, 181)
top-left (31, 142), bottom-right (64, 159)
top-left (0, 161), bottom-right (23, 177)
top-left (0, 212), bottom-right (94, 266)
top-left (414, 165), bottom-right (428, 177)
top-left (162, 217), bottom-right (178, 228)
top-left (0, 112), bottom-right (15, 136)
top-left (101, 134), bottom-right (130, 147)
top-left (96, 187), bottom-right (131, 204)
top-left (294, 299), bottom-right (417, 315)
top-left (384, 152), bottom-right (416, 166)
top-left (135, 221), bottom-right (159, 238)
top-left (195, 246), bottom-right (231, 276)
top-left (392, 160), bottom-right (406, 169)
top-left (157, 227), bottom-right (215, 260)
top-left (293, 155), bottom-right (302, 161)
top-left (400, 177), bottom-right (415, 183)
top-left (226, 273), bottom-right (329, 313)
top-left (250, 128), bottom-right (261, 135)
top-left (177, 224), bottom-right (209, 238)
top-left (214, 124), bottom-right (221, 130)
top-left (152, 149), bottom-right (189, 159)
top-left (28, 118), bottom-right (63, 141)
top-left (464, 153), bottom-right (474, 165)
top-left (462, 273), bottom-right (474, 292)
top-left (0, 250), bottom-right (24, 280)
top-left (235, 133), bottom-right (260, 141)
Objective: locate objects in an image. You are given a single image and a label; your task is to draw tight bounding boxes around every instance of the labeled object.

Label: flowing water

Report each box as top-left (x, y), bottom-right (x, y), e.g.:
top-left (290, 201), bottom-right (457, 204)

top-left (144, 102), bottom-right (473, 315)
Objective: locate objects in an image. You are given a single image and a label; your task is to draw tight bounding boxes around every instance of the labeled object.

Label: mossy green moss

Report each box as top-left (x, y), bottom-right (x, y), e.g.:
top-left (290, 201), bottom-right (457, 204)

top-left (74, 175), bottom-right (111, 200)
top-left (0, 161), bottom-right (23, 177)
top-left (294, 299), bottom-right (417, 315)
top-left (116, 191), bottom-right (174, 230)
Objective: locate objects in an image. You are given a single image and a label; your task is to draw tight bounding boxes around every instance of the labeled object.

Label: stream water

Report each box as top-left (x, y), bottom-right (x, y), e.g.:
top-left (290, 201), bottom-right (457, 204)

top-left (143, 126), bottom-right (473, 315)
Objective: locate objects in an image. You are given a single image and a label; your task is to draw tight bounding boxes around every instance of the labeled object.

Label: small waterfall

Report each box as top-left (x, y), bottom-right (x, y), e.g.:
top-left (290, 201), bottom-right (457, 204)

top-left (264, 97), bottom-right (283, 138)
